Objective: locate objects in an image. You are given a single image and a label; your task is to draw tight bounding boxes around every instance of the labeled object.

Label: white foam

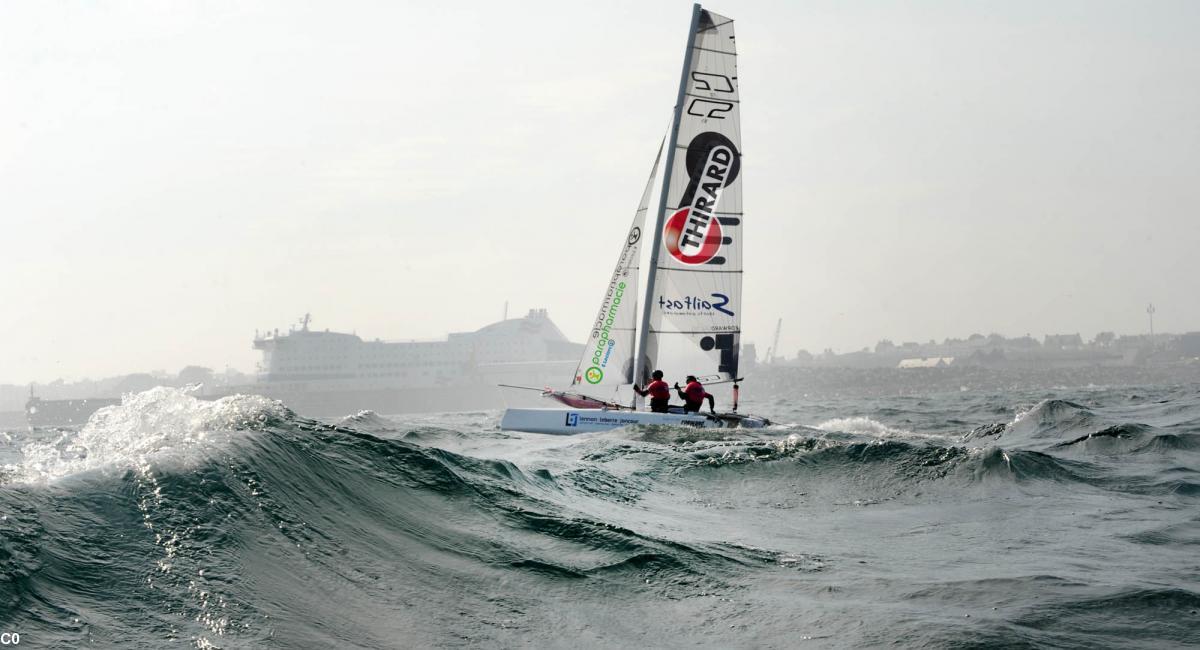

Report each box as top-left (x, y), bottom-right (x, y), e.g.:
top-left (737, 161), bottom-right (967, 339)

top-left (815, 416), bottom-right (913, 438)
top-left (1008, 401), bottom-right (1044, 427)
top-left (8, 386), bottom-right (287, 483)
top-left (813, 416), bottom-right (955, 441)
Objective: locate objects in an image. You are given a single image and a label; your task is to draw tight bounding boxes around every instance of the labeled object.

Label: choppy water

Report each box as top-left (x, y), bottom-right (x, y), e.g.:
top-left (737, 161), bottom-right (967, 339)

top-left (2, 383), bottom-right (1199, 648)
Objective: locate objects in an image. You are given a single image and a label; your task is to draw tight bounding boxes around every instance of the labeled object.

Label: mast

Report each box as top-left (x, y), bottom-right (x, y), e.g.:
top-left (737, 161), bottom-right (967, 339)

top-left (768, 318), bottom-right (783, 363)
top-left (633, 2), bottom-right (703, 408)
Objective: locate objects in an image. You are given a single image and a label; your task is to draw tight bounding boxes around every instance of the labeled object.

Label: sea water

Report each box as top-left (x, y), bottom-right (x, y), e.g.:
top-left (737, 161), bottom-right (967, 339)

top-left (2, 383), bottom-right (1198, 648)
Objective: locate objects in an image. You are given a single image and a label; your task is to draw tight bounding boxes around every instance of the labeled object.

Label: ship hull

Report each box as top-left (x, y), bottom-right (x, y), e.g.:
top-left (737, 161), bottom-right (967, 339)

top-left (207, 384), bottom-right (510, 419)
top-left (26, 397), bottom-right (121, 427)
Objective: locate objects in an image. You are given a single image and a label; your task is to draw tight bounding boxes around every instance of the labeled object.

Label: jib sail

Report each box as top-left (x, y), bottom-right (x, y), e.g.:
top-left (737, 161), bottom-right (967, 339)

top-left (571, 140), bottom-right (664, 389)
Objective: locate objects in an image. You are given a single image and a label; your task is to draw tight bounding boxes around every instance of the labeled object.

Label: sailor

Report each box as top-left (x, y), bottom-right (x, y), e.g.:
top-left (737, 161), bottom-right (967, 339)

top-left (633, 370), bottom-right (671, 413)
top-left (676, 375), bottom-right (715, 414)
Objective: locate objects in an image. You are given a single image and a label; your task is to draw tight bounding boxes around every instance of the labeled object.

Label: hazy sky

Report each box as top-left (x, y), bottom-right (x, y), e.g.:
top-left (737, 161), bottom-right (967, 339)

top-left (3, 0), bottom-right (1198, 383)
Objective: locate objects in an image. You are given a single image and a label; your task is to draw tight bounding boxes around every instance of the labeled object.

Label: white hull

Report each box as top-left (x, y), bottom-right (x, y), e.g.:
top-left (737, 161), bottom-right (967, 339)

top-left (499, 407), bottom-right (767, 435)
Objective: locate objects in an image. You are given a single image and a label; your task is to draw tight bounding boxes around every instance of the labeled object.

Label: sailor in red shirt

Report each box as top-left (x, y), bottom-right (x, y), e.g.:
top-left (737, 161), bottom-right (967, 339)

top-left (675, 375), bottom-right (716, 414)
top-left (633, 370), bottom-right (672, 413)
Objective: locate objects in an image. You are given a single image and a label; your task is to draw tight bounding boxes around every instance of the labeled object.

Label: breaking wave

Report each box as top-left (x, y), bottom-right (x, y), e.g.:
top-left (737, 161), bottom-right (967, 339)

top-left (8, 387), bottom-right (288, 483)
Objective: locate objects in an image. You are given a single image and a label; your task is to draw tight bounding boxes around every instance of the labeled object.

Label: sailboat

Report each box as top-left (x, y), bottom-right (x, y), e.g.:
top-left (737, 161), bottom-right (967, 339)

top-left (500, 4), bottom-right (770, 435)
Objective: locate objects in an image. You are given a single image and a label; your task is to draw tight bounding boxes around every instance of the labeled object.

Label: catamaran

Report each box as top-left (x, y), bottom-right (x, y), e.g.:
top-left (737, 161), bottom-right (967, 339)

top-left (500, 4), bottom-right (770, 435)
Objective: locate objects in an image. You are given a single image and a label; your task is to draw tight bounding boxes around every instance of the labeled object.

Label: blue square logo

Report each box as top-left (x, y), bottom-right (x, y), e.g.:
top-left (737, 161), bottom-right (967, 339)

top-left (565, 413), bottom-right (579, 427)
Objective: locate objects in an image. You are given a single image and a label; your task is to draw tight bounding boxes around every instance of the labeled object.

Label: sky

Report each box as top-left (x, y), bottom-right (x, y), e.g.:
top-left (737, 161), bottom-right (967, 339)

top-left (2, 0), bottom-right (1198, 383)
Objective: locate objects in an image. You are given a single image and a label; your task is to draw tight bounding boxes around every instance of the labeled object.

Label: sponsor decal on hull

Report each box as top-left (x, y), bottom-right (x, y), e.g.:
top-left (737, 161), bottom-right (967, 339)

top-left (558, 413), bottom-right (713, 429)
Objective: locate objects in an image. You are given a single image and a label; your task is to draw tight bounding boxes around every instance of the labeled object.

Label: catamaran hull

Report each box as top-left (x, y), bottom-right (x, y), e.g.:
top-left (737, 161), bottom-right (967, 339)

top-left (499, 407), bottom-right (767, 435)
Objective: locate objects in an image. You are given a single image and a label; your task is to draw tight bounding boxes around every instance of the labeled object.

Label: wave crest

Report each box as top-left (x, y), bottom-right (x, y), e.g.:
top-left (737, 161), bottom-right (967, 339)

top-left (816, 416), bottom-right (911, 438)
top-left (8, 386), bottom-right (289, 483)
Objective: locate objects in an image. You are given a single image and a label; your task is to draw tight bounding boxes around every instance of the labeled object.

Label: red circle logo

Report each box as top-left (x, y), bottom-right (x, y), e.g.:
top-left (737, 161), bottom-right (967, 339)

top-left (664, 208), bottom-right (723, 265)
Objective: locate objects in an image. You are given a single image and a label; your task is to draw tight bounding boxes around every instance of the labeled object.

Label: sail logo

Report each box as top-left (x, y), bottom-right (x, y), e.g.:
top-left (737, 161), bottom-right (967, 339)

top-left (665, 132), bottom-right (740, 266)
top-left (688, 72), bottom-right (735, 119)
top-left (658, 293), bottom-right (734, 317)
top-left (582, 280), bottom-right (626, 384)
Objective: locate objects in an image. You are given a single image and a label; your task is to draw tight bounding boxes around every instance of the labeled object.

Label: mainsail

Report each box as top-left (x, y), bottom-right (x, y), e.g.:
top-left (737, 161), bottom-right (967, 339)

top-left (638, 6), bottom-right (743, 386)
top-left (571, 140), bottom-right (664, 389)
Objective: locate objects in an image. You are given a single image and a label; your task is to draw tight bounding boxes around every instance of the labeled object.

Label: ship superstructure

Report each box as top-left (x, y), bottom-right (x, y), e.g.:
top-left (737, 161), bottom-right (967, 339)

top-left (254, 310), bottom-right (577, 386)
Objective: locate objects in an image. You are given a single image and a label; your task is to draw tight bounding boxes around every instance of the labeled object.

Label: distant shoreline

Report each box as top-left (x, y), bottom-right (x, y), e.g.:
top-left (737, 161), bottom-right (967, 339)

top-left (752, 363), bottom-right (1200, 399)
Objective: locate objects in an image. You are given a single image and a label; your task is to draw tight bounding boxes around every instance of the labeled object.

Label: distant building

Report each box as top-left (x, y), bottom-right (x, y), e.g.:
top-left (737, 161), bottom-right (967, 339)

top-left (1093, 331), bottom-right (1116, 347)
top-left (742, 342), bottom-right (759, 370)
top-left (898, 357), bottom-right (954, 369)
top-left (1009, 335), bottom-right (1040, 348)
top-left (1044, 334), bottom-right (1083, 350)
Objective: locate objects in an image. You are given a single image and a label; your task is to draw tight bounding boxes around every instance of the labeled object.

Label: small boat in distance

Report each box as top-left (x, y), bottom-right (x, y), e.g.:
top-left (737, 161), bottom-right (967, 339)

top-left (500, 4), bottom-right (770, 434)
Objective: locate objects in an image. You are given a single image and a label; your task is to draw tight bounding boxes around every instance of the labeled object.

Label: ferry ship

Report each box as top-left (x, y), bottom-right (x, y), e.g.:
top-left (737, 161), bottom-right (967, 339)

top-left (24, 310), bottom-right (583, 426)
top-left (212, 309), bottom-right (583, 417)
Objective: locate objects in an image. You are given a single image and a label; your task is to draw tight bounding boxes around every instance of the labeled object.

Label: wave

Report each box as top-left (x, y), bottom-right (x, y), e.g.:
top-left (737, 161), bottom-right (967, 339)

top-left (2, 384), bottom-right (1197, 647)
top-left (1133, 433), bottom-right (1200, 452)
top-left (1007, 399), bottom-right (1104, 439)
top-left (333, 409), bottom-right (400, 434)
top-left (1001, 587), bottom-right (1200, 648)
top-left (1124, 517), bottom-right (1200, 546)
top-left (956, 396), bottom-right (1200, 458)
top-left (1049, 423), bottom-right (1156, 452)
top-left (6, 386), bottom-right (289, 484)
top-left (816, 416), bottom-right (913, 438)
top-left (668, 430), bottom-right (1199, 501)
top-left (880, 583), bottom-right (1200, 648)
top-left (0, 387), bottom-right (811, 647)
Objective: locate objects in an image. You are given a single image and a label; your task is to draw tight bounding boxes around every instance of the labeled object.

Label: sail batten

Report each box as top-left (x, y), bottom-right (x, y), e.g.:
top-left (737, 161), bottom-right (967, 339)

top-left (690, 46), bottom-right (736, 55)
